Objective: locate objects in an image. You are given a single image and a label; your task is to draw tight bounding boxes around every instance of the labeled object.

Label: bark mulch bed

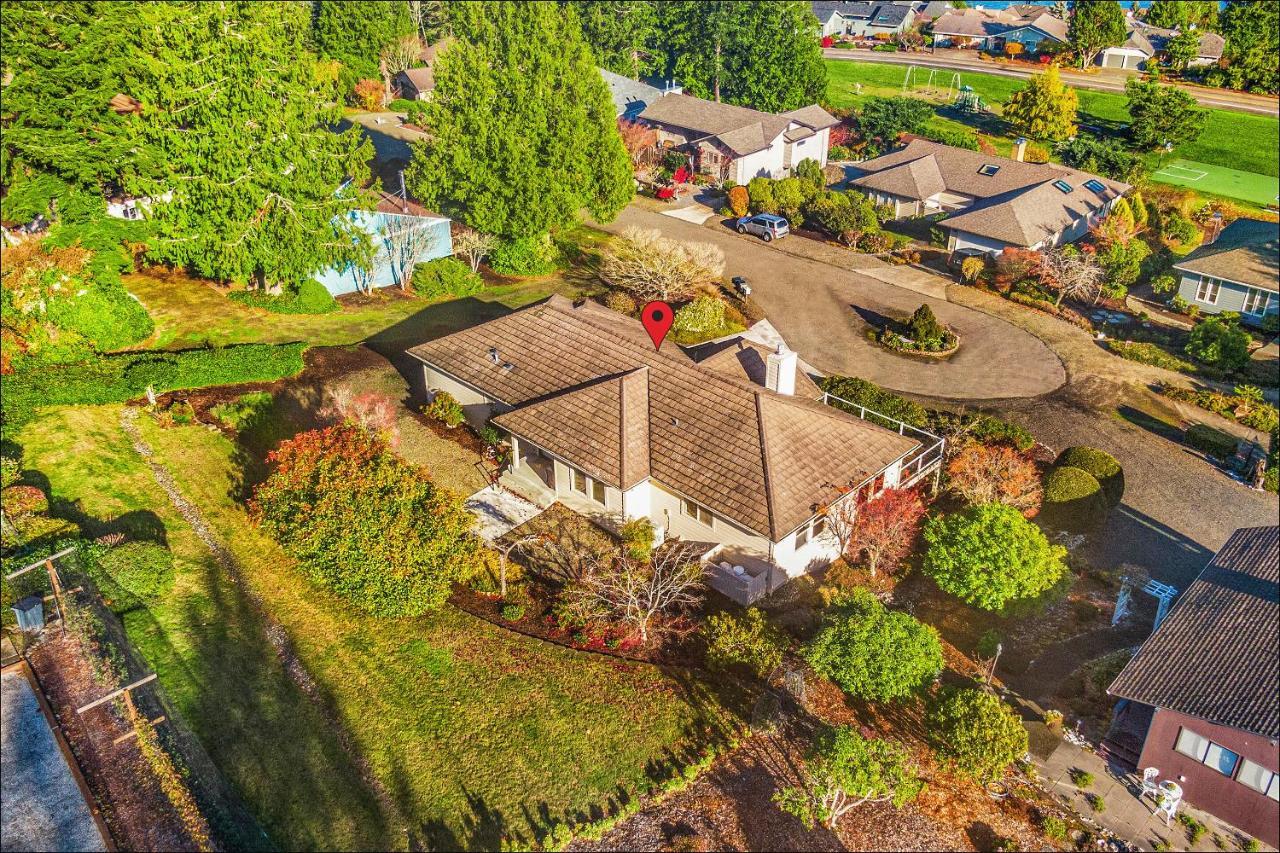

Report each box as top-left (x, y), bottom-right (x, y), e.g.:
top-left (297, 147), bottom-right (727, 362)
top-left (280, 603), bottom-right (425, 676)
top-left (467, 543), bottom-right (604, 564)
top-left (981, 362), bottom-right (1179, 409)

top-left (26, 632), bottom-right (202, 853)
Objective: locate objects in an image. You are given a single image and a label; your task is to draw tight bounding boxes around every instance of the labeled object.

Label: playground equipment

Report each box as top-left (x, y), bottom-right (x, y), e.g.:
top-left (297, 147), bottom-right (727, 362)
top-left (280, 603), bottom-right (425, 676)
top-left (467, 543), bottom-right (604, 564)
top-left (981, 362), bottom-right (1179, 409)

top-left (953, 85), bottom-right (988, 113)
top-left (901, 65), bottom-right (960, 101)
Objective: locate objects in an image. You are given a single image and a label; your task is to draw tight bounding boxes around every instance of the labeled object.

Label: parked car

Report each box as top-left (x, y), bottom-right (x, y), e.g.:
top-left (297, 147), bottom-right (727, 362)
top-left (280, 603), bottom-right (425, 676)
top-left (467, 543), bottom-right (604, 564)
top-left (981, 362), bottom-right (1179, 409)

top-left (736, 214), bottom-right (789, 242)
top-left (731, 276), bottom-right (751, 297)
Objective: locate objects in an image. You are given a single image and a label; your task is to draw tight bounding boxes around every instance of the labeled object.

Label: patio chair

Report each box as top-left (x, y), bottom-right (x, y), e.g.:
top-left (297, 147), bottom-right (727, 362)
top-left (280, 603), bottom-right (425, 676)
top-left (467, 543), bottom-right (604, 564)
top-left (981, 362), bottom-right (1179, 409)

top-left (1141, 767), bottom-right (1160, 799)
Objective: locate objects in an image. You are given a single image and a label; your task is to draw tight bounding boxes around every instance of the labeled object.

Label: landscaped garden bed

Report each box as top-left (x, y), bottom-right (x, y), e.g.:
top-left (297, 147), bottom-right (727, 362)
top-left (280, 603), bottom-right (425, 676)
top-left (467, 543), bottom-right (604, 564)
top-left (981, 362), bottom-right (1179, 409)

top-left (875, 303), bottom-right (960, 358)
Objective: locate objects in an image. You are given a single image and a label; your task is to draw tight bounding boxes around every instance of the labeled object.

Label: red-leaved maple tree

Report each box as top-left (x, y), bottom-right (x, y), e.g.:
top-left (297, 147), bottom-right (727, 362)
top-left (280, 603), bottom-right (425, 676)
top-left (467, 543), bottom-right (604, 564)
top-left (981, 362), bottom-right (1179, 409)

top-left (848, 488), bottom-right (927, 577)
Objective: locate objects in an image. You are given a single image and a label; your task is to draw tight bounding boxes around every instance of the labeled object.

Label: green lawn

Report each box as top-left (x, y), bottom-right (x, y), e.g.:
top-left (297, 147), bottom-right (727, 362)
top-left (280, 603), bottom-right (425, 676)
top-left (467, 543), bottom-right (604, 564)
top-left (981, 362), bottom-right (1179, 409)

top-left (18, 404), bottom-right (742, 850)
top-left (825, 60), bottom-right (1280, 180)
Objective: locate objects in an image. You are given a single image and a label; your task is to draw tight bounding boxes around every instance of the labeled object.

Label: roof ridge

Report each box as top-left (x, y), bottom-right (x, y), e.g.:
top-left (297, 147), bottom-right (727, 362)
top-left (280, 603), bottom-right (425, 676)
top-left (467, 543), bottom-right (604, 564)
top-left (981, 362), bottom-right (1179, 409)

top-left (754, 391), bottom-right (778, 540)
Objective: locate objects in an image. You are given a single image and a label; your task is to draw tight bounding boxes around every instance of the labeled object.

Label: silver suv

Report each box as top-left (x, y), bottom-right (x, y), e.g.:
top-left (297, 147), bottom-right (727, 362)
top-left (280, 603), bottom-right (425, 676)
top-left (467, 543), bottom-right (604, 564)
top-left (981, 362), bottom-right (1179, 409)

top-left (736, 213), bottom-right (789, 242)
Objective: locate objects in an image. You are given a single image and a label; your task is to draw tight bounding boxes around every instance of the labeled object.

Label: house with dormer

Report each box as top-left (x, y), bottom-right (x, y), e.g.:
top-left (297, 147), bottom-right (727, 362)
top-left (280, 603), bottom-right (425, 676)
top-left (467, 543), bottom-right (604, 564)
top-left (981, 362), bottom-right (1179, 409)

top-left (406, 296), bottom-right (943, 602)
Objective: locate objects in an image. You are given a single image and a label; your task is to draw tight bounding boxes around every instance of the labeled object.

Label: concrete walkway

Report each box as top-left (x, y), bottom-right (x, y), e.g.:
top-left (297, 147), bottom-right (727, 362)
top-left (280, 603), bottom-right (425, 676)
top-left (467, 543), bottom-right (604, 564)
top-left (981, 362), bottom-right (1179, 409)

top-left (464, 484), bottom-right (543, 542)
top-left (1037, 738), bottom-right (1273, 852)
top-left (661, 203), bottom-right (717, 225)
top-left (602, 205), bottom-right (1067, 400)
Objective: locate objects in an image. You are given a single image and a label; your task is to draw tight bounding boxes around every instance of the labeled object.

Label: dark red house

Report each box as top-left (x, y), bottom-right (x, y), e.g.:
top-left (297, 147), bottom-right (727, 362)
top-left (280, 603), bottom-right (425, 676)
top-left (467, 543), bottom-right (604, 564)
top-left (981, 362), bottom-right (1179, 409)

top-left (1108, 526), bottom-right (1279, 848)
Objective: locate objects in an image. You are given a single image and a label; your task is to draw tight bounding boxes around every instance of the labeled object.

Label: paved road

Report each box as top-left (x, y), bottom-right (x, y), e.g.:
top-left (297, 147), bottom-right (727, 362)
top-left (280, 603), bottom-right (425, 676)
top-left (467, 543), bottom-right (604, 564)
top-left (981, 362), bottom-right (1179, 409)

top-left (825, 49), bottom-right (1280, 117)
top-left (605, 206), bottom-right (1067, 400)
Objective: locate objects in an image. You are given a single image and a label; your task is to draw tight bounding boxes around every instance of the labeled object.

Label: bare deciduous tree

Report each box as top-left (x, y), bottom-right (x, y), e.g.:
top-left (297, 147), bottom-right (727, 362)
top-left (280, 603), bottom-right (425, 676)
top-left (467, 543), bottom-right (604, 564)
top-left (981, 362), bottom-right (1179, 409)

top-left (382, 213), bottom-right (442, 291)
top-left (381, 35), bottom-right (425, 80)
top-left (1038, 247), bottom-right (1104, 307)
top-left (566, 543), bottom-right (705, 645)
top-left (496, 533), bottom-right (541, 598)
top-left (600, 227), bottom-right (725, 303)
top-left (452, 227), bottom-right (497, 273)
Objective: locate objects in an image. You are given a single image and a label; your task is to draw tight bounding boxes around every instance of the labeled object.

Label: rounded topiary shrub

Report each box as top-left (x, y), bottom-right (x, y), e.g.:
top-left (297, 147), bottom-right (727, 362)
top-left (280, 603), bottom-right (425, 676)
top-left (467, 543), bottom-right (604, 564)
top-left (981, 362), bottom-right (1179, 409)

top-left (95, 542), bottom-right (176, 601)
top-left (1042, 466), bottom-right (1109, 532)
top-left (488, 234), bottom-right (558, 276)
top-left (1055, 446), bottom-right (1124, 507)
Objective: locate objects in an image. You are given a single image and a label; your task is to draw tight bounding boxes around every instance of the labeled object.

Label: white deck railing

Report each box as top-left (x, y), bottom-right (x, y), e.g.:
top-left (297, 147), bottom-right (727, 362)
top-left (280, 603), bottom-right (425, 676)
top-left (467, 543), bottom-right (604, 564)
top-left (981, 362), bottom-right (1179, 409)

top-left (820, 392), bottom-right (946, 489)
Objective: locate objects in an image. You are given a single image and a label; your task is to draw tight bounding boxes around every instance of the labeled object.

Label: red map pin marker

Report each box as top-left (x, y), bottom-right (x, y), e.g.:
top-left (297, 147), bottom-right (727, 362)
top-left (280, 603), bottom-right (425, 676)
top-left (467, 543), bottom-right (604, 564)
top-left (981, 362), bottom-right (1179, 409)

top-left (640, 300), bottom-right (674, 351)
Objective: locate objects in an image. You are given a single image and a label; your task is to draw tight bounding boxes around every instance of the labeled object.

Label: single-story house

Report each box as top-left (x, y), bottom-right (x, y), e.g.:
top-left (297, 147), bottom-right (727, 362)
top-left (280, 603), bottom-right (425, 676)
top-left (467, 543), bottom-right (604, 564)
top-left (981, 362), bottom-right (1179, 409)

top-left (1106, 526), bottom-right (1279, 849)
top-left (406, 295), bottom-right (944, 602)
top-left (811, 2), bottom-right (915, 38)
top-left (601, 69), bottom-right (680, 120)
top-left (1097, 22), bottom-right (1224, 70)
top-left (391, 37), bottom-right (454, 101)
top-left (1174, 218), bottom-right (1278, 328)
top-left (638, 94), bottom-right (839, 184)
top-left (314, 191), bottom-right (453, 296)
top-left (848, 138), bottom-right (1129, 254)
top-left (931, 6), bottom-right (1067, 51)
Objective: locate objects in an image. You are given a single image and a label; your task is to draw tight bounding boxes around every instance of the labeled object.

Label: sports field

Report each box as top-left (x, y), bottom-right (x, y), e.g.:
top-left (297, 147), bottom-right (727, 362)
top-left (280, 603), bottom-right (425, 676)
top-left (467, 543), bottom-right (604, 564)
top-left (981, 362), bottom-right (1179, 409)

top-left (1150, 159), bottom-right (1280, 207)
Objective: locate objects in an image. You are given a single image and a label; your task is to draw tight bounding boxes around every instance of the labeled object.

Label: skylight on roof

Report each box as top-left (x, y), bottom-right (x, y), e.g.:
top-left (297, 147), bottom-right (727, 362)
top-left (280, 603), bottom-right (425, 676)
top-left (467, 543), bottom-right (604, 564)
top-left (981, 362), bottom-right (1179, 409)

top-left (978, 164), bottom-right (1000, 176)
top-left (1052, 179), bottom-right (1073, 194)
top-left (1084, 179), bottom-right (1106, 194)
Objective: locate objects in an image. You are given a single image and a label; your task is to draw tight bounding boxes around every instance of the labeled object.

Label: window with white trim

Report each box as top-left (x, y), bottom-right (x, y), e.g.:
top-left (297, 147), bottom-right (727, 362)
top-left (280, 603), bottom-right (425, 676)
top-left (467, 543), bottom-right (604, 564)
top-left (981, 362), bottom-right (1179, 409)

top-left (569, 468), bottom-right (607, 506)
top-left (1175, 727), bottom-right (1241, 777)
top-left (1195, 276), bottom-right (1221, 304)
top-left (1237, 759), bottom-right (1280, 802)
top-left (680, 498), bottom-right (714, 527)
top-left (1243, 287), bottom-right (1272, 315)
top-left (794, 516), bottom-right (828, 550)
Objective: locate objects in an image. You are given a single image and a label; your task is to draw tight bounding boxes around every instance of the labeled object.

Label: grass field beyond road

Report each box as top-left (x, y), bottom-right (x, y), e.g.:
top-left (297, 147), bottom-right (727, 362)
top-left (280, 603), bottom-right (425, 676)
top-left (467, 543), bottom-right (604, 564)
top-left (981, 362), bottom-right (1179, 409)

top-left (825, 60), bottom-right (1280, 181)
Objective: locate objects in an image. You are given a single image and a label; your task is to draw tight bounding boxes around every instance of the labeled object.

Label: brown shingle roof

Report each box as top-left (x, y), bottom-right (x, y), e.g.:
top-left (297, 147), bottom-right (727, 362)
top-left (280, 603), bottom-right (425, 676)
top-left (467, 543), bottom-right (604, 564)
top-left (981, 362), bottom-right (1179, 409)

top-left (639, 94), bottom-right (835, 157)
top-left (851, 138), bottom-right (1129, 247)
top-left (694, 339), bottom-right (825, 401)
top-left (1108, 526), bottom-right (1280, 739)
top-left (408, 296), bottom-right (918, 538)
top-left (1173, 218), bottom-right (1279, 293)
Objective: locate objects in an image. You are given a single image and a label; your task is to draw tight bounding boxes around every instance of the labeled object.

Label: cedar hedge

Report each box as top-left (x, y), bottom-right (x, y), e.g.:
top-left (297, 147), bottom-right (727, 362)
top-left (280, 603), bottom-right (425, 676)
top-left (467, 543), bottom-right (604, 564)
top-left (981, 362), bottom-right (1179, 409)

top-left (1055, 446), bottom-right (1124, 507)
top-left (1042, 465), bottom-right (1109, 531)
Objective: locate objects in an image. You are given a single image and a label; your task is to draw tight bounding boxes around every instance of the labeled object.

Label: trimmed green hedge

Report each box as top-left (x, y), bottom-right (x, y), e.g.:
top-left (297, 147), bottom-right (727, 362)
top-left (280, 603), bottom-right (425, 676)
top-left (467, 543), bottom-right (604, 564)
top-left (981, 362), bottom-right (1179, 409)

top-left (2, 343), bottom-right (307, 435)
top-left (228, 280), bottom-right (336, 314)
top-left (411, 257), bottom-right (483, 299)
top-left (1185, 423), bottom-right (1238, 460)
top-left (1042, 466), bottom-right (1109, 532)
top-left (1055, 447), bottom-right (1124, 507)
top-left (819, 376), bottom-right (929, 428)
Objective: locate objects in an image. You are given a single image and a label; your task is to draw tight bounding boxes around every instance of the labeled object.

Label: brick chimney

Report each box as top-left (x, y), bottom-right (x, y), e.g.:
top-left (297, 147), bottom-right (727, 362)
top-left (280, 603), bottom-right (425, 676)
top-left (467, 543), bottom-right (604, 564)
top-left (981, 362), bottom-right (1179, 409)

top-left (1206, 212), bottom-right (1224, 244)
top-left (765, 344), bottom-right (797, 396)
top-left (1013, 137), bottom-right (1027, 163)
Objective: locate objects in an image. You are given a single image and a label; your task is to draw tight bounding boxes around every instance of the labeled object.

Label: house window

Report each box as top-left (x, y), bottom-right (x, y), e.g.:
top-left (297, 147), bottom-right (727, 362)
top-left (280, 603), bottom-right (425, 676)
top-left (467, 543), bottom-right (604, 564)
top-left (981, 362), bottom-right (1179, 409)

top-left (680, 498), bottom-right (714, 527)
top-left (1237, 759), bottom-right (1280, 802)
top-left (572, 469), bottom-right (588, 494)
top-left (1052, 179), bottom-right (1073, 194)
top-left (1195, 277), bottom-right (1221, 304)
top-left (1243, 287), bottom-right (1272, 315)
top-left (1084, 179), bottom-right (1106, 194)
top-left (569, 468), bottom-right (608, 505)
top-left (591, 479), bottom-right (606, 504)
top-left (1175, 727), bottom-right (1241, 777)
top-left (794, 516), bottom-right (828, 550)
top-left (978, 164), bottom-right (1000, 176)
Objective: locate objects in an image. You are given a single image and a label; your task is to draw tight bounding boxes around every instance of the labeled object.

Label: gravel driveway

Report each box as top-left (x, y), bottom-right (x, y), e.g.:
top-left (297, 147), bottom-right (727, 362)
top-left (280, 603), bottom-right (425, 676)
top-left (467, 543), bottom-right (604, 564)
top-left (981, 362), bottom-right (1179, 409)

top-left (604, 206), bottom-right (1067, 400)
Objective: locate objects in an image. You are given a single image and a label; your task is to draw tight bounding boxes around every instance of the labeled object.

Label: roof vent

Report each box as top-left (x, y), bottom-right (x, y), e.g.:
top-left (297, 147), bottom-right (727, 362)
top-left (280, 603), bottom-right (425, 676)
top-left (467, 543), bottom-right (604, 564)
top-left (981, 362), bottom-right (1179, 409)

top-left (488, 346), bottom-right (501, 364)
top-left (670, 416), bottom-right (681, 428)
top-left (501, 361), bottom-right (515, 372)
top-left (978, 163), bottom-right (1000, 176)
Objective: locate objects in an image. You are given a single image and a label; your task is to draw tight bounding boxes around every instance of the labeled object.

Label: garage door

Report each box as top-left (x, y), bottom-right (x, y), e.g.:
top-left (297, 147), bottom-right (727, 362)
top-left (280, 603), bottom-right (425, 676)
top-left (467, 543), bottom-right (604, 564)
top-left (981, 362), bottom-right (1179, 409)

top-left (1104, 52), bottom-right (1124, 68)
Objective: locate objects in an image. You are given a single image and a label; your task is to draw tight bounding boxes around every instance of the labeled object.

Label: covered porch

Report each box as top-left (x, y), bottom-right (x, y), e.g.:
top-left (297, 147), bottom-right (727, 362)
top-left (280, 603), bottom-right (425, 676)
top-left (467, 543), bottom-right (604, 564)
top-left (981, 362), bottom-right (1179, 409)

top-left (498, 437), bottom-right (626, 534)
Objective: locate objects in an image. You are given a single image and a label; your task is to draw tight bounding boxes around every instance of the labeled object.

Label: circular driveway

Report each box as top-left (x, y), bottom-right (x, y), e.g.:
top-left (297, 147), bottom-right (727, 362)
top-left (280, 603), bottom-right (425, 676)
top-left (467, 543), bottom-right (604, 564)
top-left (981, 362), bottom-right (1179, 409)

top-left (607, 206), bottom-right (1066, 401)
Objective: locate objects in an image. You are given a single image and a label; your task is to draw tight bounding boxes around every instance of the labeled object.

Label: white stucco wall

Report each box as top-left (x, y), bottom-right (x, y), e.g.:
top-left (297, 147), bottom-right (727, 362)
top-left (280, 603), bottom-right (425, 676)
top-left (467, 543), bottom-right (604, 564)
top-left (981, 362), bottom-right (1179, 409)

top-left (422, 364), bottom-right (495, 427)
top-left (770, 528), bottom-right (841, 577)
top-left (646, 480), bottom-right (767, 553)
top-left (732, 137), bottom-right (789, 183)
top-left (622, 480), bottom-right (652, 520)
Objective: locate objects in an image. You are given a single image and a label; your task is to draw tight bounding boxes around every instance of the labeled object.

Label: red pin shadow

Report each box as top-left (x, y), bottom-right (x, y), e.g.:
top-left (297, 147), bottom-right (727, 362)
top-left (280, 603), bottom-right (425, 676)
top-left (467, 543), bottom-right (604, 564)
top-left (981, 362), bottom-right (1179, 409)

top-left (640, 300), bottom-right (674, 351)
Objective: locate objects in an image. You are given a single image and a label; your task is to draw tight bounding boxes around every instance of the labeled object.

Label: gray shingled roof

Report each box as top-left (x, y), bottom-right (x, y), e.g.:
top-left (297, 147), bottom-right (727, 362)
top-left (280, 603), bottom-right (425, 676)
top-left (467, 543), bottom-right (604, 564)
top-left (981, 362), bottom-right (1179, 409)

top-left (850, 138), bottom-right (1128, 247)
top-left (811, 2), bottom-right (912, 28)
top-left (1173, 218), bottom-right (1279, 292)
top-left (600, 68), bottom-right (667, 119)
top-left (408, 296), bottom-right (918, 539)
top-left (1108, 527), bottom-right (1280, 739)
top-left (933, 6), bottom-right (1067, 42)
top-left (639, 94), bottom-right (836, 157)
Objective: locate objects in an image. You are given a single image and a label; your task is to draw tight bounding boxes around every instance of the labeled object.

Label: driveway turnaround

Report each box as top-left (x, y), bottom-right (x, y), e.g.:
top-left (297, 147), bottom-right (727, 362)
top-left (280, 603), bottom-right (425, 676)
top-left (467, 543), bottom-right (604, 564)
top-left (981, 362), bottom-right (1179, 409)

top-left (605, 206), bottom-right (1066, 400)
top-left (2, 667), bottom-right (109, 853)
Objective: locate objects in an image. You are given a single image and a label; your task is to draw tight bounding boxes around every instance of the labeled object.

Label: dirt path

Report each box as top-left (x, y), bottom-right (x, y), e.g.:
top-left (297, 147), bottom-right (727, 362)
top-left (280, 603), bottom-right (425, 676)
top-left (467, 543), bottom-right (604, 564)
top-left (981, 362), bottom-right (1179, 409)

top-left (116, 406), bottom-right (403, 827)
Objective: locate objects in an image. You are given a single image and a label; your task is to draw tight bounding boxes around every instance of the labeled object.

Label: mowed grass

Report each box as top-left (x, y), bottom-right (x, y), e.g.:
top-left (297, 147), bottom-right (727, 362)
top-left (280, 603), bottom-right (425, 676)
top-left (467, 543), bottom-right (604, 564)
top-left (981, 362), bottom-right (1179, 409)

top-left (1149, 158), bottom-right (1280, 207)
top-left (20, 404), bottom-right (744, 850)
top-left (824, 60), bottom-right (1280, 179)
top-left (137, 417), bottom-right (743, 850)
top-left (18, 405), bottom-right (396, 851)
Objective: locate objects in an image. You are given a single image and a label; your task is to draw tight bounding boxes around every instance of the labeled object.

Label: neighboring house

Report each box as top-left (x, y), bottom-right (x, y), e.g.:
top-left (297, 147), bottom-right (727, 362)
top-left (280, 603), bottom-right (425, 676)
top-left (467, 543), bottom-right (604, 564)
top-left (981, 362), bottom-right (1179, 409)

top-left (930, 6), bottom-right (1067, 51)
top-left (1097, 21), bottom-right (1224, 70)
top-left (849, 138), bottom-right (1129, 255)
top-left (1106, 526), bottom-right (1279, 849)
top-left (600, 69), bottom-right (680, 120)
top-left (406, 295), bottom-right (944, 602)
top-left (314, 191), bottom-right (453, 296)
top-left (391, 37), bottom-right (454, 100)
top-left (638, 94), bottom-right (839, 184)
top-left (811, 2), bottom-right (915, 38)
top-left (1173, 218), bottom-right (1279, 328)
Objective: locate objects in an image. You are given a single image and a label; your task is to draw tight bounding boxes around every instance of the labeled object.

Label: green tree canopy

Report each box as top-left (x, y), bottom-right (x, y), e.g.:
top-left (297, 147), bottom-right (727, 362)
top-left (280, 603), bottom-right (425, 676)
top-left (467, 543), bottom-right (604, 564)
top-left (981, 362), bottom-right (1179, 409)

top-left (1143, 0), bottom-right (1188, 29)
top-left (1165, 30), bottom-right (1203, 72)
top-left (857, 97), bottom-right (935, 148)
top-left (571, 0), bottom-right (660, 79)
top-left (312, 0), bottom-right (414, 91)
top-left (1054, 135), bottom-right (1144, 182)
top-left (1068, 1), bottom-right (1127, 68)
top-left (922, 503), bottom-right (1068, 611)
top-left (805, 588), bottom-right (944, 701)
top-left (406, 1), bottom-right (632, 239)
top-left (926, 688), bottom-right (1029, 782)
top-left (1003, 65), bottom-right (1079, 142)
top-left (1185, 313), bottom-right (1252, 371)
top-left (1125, 77), bottom-right (1208, 149)
top-left (660, 1), bottom-right (826, 112)
top-left (1211, 1), bottom-right (1279, 94)
top-left (121, 2), bottom-right (374, 289)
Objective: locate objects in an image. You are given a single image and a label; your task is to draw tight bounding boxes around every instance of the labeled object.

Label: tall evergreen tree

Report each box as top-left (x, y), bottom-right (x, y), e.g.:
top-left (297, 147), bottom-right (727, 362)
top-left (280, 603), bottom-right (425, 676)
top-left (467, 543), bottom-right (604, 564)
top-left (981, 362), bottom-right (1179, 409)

top-left (1143, 0), bottom-right (1188, 30)
top-left (1125, 77), bottom-right (1207, 149)
top-left (312, 0), bottom-right (414, 92)
top-left (569, 1), bottom-right (660, 80)
top-left (1068, 1), bottom-right (1127, 68)
top-left (1213, 1), bottom-right (1279, 94)
top-left (123, 1), bottom-right (374, 289)
top-left (660, 1), bottom-right (826, 112)
top-left (406, 1), bottom-right (632, 240)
